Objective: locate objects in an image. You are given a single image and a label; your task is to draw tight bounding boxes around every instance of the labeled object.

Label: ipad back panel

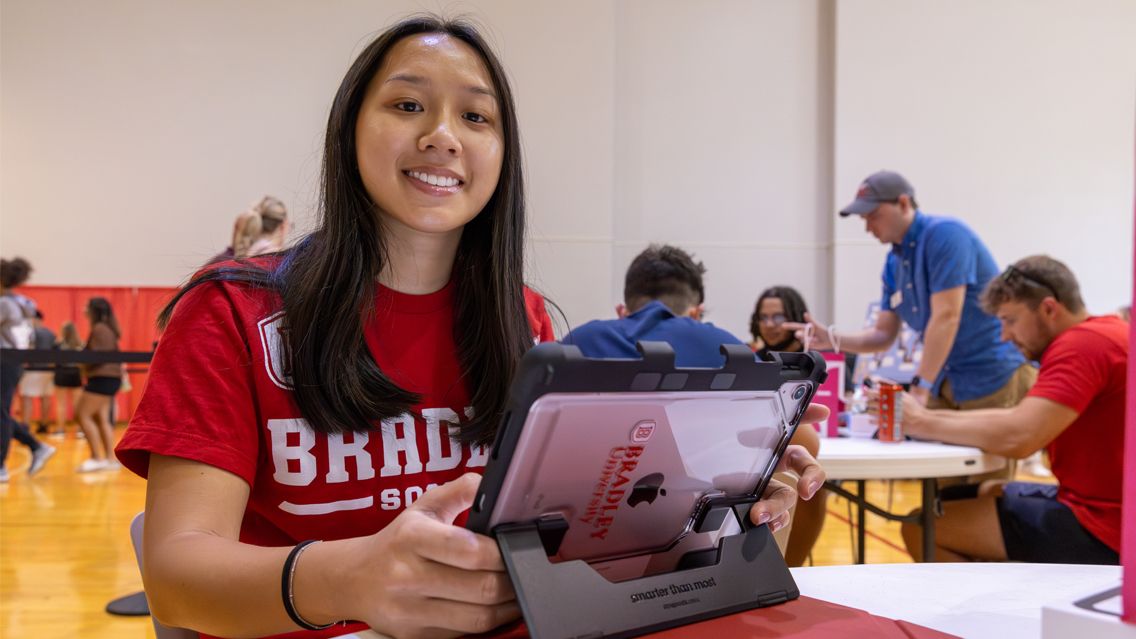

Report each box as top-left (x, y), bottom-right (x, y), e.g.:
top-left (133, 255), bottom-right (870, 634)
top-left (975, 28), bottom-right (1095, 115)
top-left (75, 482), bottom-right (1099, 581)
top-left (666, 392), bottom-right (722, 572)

top-left (467, 343), bottom-right (825, 565)
top-left (485, 385), bottom-right (812, 563)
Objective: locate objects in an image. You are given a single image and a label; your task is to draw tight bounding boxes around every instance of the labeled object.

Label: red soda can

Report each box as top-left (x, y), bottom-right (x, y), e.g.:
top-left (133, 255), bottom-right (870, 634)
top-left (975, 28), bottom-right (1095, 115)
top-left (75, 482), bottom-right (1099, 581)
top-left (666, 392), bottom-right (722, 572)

top-left (877, 381), bottom-right (904, 442)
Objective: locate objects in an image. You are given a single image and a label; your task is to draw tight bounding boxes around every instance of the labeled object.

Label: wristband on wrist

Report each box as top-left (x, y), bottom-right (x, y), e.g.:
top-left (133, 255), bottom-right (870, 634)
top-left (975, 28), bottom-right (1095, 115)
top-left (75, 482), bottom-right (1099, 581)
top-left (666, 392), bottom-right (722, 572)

top-left (827, 324), bottom-right (842, 354)
top-left (282, 540), bottom-right (337, 631)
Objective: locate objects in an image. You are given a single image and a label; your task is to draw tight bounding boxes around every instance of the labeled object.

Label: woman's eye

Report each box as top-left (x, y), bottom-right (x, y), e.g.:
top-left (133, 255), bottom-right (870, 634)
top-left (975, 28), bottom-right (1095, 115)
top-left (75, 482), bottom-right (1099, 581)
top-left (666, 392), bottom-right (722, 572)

top-left (463, 112), bottom-right (488, 124)
top-left (394, 102), bottom-right (423, 113)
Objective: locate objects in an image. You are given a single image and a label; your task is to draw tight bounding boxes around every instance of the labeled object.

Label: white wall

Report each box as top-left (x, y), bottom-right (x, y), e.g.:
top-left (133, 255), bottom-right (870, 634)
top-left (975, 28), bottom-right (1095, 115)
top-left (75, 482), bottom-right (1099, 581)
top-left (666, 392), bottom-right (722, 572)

top-left (833, 0), bottom-right (1136, 328)
top-left (609, 0), bottom-right (832, 341)
top-left (2, 0), bottom-right (1133, 339)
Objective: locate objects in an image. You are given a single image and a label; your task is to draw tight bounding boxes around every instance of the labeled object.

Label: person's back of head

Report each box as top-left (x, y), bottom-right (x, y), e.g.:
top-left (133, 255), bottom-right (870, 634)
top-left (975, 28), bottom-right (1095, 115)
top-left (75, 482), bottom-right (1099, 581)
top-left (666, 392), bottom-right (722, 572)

top-left (86, 296), bottom-right (122, 338)
top-left (232, 196), bottom-right (289, 258)
top-left (0, 257), bottom-right (32, 290)
top-left (623, 244), bottom-right (705, 317)
top-left (59, 321), bottom-right (83, 349)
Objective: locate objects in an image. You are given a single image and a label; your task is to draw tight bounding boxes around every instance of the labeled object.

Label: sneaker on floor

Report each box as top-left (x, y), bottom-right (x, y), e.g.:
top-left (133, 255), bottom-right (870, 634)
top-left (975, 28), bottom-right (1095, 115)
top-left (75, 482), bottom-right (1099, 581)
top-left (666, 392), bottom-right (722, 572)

top-left (0, 468), bottom-right (8, 483)
top-left (29, 444), bottom-right (56, 476)
top-left (104, 459), bottom-right (123, 471)
top-left (77, 458), bottom-right (109, 473)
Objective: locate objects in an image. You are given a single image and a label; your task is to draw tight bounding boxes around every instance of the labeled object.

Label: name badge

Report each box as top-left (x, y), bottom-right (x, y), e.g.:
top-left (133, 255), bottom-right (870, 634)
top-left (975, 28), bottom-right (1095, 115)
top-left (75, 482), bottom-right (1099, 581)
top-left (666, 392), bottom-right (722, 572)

top-left (890, 291), bottom-right (903, 308)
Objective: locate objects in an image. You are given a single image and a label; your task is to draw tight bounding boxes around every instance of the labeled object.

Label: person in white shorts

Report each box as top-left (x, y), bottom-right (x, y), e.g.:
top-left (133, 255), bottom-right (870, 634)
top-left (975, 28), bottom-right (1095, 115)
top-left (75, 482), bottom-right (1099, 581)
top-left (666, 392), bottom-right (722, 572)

top-left (19, 310), bottom-right (55, 432)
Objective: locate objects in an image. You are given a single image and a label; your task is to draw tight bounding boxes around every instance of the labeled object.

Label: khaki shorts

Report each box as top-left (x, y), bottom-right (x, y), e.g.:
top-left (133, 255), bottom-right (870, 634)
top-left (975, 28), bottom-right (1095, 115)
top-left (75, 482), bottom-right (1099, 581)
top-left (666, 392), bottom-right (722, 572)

top-left (930, 363), bottom-right (1038, 483)
top-left (928, 363), bottom-right (1038, 411)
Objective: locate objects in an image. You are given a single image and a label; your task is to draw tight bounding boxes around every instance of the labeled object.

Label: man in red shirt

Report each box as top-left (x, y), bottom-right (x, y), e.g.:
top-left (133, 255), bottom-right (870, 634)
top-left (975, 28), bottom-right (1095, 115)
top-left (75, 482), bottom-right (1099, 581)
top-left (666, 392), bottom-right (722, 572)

top-left (889, 255), bottom-right (1125, 564)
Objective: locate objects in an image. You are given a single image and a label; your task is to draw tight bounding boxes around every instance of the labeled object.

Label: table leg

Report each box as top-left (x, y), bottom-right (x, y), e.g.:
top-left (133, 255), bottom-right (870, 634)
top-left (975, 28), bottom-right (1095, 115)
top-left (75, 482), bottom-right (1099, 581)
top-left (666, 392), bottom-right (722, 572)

top-left (857, 480), bottom-right (866, 564)
top-left (921, 478), bottom-right (936, 562)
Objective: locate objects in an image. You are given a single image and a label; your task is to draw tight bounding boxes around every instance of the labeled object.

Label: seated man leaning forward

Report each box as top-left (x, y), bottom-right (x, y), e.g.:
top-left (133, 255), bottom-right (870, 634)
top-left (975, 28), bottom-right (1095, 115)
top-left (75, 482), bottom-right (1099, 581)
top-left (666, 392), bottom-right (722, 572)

top-left (884, 255), bottom-right (1125, 564)
top-left (563, 244), bottom-right (825, 566)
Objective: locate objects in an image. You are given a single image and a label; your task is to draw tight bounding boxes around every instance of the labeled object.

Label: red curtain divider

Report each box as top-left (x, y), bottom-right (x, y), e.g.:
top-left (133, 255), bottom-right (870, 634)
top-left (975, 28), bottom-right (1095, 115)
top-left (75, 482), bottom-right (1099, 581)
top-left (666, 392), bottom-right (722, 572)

top-left (16, 285), bottom-right (179, 422)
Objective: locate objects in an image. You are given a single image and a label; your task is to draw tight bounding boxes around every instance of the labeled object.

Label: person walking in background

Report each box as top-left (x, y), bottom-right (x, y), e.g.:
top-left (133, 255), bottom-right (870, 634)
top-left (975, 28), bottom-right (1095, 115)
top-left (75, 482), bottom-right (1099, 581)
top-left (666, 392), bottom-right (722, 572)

top-left (74, 297), bottom-right (124, 472)
top-left (0, 257), bottom-right (56, 482)
top-left (53, 321), bottom-right (85, 436)
top-left (20, 310), bottom-right (56, 433)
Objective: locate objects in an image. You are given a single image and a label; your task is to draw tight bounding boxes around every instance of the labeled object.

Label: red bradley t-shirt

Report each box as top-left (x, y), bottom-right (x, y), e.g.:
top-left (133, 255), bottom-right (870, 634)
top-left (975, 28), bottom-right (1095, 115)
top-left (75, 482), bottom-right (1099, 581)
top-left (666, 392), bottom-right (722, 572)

top-left (1026, 315), bottom-right (1128, 553)
top-left (117, 277), bottom-right (553, 639)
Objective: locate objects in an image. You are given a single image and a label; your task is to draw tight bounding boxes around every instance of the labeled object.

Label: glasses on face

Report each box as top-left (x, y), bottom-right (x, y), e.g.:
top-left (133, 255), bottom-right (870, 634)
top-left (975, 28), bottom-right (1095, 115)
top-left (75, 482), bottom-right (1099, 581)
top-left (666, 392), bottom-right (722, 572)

top-left (1000, 265), bottom-right (1060, 303)
top-left (758, 314), bottom-right (788, 326)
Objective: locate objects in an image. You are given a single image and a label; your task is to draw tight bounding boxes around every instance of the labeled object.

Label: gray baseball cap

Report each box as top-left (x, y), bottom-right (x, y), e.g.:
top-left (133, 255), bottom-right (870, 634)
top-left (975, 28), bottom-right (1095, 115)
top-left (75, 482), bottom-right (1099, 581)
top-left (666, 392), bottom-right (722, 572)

top-left (839, 170), bottom-right (916, 216)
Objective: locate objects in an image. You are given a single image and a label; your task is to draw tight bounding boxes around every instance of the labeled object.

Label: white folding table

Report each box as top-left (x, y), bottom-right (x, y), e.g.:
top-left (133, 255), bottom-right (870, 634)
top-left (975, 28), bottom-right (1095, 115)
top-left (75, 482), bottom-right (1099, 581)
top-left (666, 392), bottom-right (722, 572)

top-left (817, 438), bottom-right (1006, 562)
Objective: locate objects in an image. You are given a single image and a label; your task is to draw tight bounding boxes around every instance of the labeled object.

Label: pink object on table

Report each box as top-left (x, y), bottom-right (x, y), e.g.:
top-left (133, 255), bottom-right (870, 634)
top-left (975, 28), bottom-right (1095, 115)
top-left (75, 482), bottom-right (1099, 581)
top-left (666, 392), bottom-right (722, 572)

top-left (811, 352), bottom-right (846, 437)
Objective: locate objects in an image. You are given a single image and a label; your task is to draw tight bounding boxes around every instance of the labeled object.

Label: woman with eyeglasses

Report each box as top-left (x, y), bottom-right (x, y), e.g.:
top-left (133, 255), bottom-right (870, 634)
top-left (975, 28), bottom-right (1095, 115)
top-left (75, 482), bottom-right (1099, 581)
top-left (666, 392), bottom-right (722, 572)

top-left (746, 285), bottom-right (831, 567)
top-left (749, 286), bottom-right (810, 361)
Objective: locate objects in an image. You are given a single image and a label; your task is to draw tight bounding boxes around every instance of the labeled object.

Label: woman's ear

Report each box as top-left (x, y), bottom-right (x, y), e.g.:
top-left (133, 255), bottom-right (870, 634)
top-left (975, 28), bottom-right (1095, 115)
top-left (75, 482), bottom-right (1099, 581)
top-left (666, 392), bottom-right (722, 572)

top-left (686, 304), bottom-right (704, 321)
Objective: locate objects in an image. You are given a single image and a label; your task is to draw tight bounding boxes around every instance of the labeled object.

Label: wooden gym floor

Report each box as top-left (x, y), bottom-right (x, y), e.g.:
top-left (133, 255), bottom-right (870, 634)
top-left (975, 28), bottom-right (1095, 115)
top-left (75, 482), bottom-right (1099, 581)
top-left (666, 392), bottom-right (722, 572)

top-left (1, 425), bottom-right (1048, 638)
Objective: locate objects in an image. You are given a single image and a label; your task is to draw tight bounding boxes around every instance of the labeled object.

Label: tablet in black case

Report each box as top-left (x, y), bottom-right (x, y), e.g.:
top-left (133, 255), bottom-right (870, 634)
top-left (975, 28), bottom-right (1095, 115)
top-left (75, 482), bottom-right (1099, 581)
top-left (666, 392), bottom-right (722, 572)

top-left (467, 341), bottom-right (825, 569)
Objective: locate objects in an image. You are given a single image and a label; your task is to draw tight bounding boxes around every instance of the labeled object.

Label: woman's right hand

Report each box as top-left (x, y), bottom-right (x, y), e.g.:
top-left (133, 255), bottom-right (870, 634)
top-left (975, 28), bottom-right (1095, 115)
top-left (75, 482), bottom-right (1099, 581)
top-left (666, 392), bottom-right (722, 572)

top-left (338, 473), bottom-right (520, 638)
top-left (781, 312), bottom-right (832, 351)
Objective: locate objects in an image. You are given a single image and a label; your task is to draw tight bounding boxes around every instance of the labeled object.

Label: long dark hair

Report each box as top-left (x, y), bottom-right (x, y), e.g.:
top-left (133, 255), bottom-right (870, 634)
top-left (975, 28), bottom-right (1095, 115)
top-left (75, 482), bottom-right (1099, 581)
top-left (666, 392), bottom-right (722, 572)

top-left (88, 297), bottom-right (122, 339)
top-left (159, 16), bottom-right (530, 445)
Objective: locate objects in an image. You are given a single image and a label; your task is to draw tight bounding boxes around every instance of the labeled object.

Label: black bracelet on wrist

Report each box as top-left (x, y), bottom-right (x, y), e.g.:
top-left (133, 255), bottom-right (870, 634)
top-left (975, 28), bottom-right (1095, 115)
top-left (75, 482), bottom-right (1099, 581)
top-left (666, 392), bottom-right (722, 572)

top-left (281, 540), bottom-right (337, 631)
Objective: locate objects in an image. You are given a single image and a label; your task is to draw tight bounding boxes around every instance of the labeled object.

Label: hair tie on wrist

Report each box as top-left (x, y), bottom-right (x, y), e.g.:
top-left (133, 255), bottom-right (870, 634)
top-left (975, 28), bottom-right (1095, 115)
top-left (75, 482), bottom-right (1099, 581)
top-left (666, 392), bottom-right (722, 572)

top-left (282, 540), bottom-right (337, 631)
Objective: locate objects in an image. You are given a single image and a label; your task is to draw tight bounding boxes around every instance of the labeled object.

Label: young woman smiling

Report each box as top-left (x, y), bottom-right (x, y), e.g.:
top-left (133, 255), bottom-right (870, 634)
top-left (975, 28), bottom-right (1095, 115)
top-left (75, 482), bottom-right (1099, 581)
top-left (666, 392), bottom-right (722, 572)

top-left (116, 17), bottom-right (825, 638)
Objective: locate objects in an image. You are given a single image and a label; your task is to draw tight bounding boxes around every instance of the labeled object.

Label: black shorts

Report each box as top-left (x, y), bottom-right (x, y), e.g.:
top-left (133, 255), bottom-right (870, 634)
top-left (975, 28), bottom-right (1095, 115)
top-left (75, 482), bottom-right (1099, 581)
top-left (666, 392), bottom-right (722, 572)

top-left (995, 482), bottom-right (1118, 565)
top-left (54, 366), bottom-right (83, 388)
top-left (84, 375), bottom-right (122, 397)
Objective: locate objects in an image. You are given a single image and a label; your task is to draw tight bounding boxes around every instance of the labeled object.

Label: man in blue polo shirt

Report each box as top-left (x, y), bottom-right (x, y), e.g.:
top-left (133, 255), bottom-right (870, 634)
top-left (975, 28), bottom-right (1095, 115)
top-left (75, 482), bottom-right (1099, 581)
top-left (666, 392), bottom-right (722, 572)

top-left (563, 244), bottom-right (826, 567)
top-left (789, 170), bottom-right (1035, 411)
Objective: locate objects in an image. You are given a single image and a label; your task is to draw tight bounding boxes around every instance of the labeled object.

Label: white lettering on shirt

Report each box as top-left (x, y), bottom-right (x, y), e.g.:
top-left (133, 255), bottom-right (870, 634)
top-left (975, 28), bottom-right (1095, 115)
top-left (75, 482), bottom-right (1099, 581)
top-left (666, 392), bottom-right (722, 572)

top-left (379, 413), bottom-right (423, 477)
top-left (424, 408), bottom-right (463, 472)
top-left (378, 483), bottom-right (440, 511)
top-left (268, 406), bottom-right (490, 516)
top-left (326, 430), bottom-right (374, 483)
top-left (268, 418), bottom-right (317, 486)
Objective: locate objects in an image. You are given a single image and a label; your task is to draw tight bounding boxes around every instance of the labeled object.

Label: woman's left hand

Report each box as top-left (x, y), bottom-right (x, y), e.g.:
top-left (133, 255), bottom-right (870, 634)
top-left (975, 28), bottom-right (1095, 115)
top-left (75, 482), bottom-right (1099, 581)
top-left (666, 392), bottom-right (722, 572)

top-left (747, 403), bottom-right (828, 532)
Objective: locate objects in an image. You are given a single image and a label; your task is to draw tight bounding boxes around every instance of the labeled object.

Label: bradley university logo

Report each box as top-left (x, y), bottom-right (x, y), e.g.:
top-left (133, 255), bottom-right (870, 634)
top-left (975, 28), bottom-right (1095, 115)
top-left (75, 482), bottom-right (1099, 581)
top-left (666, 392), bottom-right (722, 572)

top-left (258, 311), bottom-right (293, 390)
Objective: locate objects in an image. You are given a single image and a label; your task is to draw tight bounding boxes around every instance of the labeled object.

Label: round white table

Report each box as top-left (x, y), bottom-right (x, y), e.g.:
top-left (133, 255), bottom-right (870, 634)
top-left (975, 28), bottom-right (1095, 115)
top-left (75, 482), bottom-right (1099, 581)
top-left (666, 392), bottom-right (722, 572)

top-left (789, 562), bottom-right (1122, 639)
top-left (816, 438), bottom-right (1007, 563)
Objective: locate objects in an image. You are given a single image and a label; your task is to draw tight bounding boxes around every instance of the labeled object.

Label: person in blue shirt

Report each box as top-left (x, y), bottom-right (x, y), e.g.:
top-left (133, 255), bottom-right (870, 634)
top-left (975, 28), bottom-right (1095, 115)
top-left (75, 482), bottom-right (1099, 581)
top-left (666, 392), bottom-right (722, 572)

top-left (788, 171), bottom-right (1036, 412)
top-left (563, 244), bottom-right (826, 566)
top-left (564, 245), bottom-right (738, 367)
